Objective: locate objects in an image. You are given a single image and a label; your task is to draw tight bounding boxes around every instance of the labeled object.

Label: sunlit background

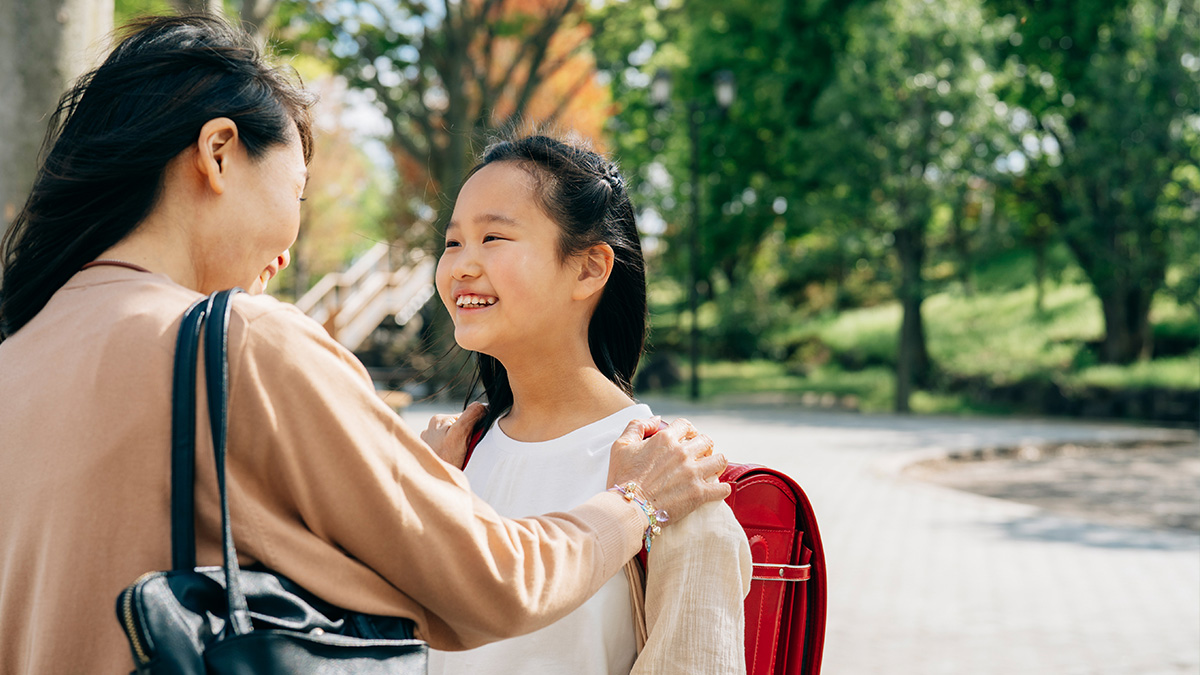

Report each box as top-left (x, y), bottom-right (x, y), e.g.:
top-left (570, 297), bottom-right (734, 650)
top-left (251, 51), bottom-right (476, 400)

top-left (2, 0), bottom-right (1197, 419)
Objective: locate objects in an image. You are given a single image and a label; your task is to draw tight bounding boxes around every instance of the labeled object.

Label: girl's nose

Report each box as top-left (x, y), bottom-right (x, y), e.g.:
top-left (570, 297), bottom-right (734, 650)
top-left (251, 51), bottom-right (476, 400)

top-left (451, 247), bottom-right (481, 280)
top-left (277, 250), bottom-right (291, 271)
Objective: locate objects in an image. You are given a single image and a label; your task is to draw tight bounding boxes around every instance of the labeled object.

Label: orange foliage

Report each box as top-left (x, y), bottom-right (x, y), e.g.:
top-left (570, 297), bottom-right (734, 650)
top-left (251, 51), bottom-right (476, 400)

top-left (474, 0), bottom-right (613, 146)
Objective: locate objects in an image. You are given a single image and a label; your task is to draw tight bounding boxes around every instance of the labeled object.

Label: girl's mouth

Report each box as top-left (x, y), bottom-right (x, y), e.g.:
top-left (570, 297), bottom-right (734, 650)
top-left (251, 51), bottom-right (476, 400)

top-left (455, 293), bottom-right (497, 309)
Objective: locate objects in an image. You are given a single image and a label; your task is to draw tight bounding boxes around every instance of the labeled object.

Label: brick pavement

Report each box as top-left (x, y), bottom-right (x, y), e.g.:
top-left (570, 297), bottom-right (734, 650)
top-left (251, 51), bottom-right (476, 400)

top-left (405, 401), bottom-right (1200, 674)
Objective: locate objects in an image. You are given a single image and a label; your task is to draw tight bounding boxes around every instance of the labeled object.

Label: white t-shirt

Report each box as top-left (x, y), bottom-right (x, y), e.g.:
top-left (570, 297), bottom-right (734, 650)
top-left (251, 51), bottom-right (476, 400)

top-left (427, 403), bottom-right (653, 675)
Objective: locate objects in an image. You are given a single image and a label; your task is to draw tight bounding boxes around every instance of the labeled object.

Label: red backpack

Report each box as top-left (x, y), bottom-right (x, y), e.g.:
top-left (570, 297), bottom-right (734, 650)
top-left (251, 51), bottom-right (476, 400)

top-left (462, 430), bottom-right (827, 675)
top-left (716, 462), bottom-right (827, 675)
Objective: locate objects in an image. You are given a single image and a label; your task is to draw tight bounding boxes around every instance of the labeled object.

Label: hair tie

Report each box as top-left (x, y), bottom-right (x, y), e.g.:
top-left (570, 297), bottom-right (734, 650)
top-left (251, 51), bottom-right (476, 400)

top-left (601, 164), bottom-right (625, 194)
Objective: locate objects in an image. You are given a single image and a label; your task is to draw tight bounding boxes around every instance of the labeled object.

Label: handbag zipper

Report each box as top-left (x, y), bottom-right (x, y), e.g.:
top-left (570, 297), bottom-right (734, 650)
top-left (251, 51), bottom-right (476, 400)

top-left (121, 576), bottom-right (153, 666)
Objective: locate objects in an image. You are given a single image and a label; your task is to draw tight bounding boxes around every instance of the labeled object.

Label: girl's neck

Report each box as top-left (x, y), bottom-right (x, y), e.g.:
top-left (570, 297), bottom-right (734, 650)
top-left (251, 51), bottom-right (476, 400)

top-left (498, 351), bottom-right (636, 443)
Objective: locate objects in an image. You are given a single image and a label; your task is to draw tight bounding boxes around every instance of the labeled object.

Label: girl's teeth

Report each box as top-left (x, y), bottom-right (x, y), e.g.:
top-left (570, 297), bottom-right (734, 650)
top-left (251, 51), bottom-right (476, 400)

top-left (457, 295), bottom-right (495, 307)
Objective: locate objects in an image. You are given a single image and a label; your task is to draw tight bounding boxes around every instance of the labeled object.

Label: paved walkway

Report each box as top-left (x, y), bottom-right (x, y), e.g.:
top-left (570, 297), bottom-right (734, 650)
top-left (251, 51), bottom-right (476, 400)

top-left (404, 400), bottom-right (1200, 674)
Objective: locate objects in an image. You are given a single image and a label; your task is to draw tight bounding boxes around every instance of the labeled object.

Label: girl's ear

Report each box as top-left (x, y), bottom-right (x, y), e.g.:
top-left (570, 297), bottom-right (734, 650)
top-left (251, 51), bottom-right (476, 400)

top-left (572, 243), bottom-right (615, 301)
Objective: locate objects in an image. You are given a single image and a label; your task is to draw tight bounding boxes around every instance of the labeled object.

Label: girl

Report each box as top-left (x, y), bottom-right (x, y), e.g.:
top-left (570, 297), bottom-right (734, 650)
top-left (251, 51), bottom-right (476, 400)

top-left (426, 136), bottom-right (751, 674)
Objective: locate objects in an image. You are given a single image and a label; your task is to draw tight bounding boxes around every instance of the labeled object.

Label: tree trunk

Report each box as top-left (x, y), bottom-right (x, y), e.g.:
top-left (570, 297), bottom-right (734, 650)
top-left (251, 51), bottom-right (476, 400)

top-left (1033, 233), bottom-right (1047, 315)
top-left (950, 186), bottom-right (973, 296)
top-left (239, 0), bottom-right (282, 49)
top-left (1097, 283), bottom-right (1156, 364)
top-left (832, 244), bottom-right (847, 312)
top-left (168, 1), bottom-right (280, 48)
top-left (0, 0), bottom-right (113, 259)
top-left (168, 0), bottom-right (222, 15)
top-left (893, 222), bottom-right (931, 413)
top-left (1063, 224), bottom-right (1163, 365)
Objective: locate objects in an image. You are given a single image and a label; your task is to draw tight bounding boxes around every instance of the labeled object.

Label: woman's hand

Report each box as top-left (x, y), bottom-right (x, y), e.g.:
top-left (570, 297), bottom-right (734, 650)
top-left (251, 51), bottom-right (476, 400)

top-left (606, 417), bottom-right (729, 525)
top-left (421, 402), bottom-right (487, 467)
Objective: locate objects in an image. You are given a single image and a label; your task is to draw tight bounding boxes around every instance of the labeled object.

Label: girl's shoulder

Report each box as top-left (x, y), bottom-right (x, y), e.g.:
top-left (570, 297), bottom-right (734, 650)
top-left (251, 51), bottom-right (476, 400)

top-left (647, 493), bottom-right (753, 596)
top-left (672, 499), bottom-right (744, 542)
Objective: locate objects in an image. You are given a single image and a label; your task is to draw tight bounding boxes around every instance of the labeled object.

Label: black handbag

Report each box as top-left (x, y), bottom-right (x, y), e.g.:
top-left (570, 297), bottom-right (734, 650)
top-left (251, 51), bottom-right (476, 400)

top-left (115, 289), bottom-right (428, 674)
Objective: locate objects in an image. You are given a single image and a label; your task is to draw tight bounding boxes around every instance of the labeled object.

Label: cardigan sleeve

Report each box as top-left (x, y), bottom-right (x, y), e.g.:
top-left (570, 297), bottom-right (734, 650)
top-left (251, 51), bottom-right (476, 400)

top-left (632, 500), bottom-right (751, 674)
top-left (219, 299), bottom-right (646, 651)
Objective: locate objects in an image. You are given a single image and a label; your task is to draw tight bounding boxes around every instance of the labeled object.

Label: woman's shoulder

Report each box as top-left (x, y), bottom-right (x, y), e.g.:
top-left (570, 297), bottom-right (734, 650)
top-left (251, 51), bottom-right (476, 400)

top-left (225, 293), bottom-right (371, 383)
top-left (229, 293), bottom-right (337, 347)
top-left (229, 292), bottom-right (311, 325)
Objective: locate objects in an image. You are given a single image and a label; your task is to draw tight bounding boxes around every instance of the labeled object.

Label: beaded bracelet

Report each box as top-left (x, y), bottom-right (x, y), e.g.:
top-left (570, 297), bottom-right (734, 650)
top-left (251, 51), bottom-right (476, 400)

top-left (608, 482), bottom-right (670, 552)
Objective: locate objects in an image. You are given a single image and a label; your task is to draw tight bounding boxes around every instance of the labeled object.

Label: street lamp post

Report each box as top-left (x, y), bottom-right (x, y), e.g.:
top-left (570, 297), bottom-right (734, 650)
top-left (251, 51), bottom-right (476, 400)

top-left (687, 101), bottom-right (702, 401)
top-left (651, 69), bottom-right (735, 401)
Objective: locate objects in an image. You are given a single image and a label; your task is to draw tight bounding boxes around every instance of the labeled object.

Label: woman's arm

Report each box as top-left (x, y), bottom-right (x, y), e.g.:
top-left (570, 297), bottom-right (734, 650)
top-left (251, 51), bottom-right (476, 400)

top-left (219, 299), bottom-right (722, 651)
top-left (632, 500), bottom-right (752, 675)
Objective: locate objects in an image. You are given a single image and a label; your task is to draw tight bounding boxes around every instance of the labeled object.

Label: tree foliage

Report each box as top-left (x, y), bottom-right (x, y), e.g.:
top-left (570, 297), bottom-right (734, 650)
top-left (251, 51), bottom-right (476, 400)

top-left (984, 0), bottom-right (1200, 363)
top-left (285, 0), bottom-right (611, 232)
top-left (592, 0), bottom-right (867, 292)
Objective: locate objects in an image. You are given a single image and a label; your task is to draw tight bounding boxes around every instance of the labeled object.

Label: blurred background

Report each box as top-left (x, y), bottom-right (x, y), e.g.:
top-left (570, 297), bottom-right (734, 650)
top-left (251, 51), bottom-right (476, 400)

top-left (2, 0), bottom-right (1197, 422)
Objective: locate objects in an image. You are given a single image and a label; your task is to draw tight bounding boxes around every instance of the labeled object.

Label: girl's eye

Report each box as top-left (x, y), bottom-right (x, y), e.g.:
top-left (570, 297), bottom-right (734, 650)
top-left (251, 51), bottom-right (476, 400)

top-left (483, 234), bottom-right (505, 243)
top-left (444, 239), bottom-right (461, 249)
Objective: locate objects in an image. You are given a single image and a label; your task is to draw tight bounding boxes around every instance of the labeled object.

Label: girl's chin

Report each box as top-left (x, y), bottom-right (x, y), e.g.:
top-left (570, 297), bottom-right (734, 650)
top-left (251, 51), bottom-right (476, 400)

top-left (453, 331), bottom-right (493, 356)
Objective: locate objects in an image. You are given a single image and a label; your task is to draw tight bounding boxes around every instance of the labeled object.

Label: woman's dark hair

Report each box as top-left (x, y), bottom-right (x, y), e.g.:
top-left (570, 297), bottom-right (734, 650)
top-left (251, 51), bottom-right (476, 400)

top-left (466, 135), bottom-right (648, 437)
top-left (0, 14), bottom-right (314, 340)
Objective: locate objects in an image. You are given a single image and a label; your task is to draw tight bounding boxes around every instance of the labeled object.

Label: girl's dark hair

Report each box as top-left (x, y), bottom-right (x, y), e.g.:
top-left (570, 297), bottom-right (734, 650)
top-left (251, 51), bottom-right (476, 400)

top-left (467, 135), bottom-right (648, 438)
top-left (0, 14), bottom-right (314, 340)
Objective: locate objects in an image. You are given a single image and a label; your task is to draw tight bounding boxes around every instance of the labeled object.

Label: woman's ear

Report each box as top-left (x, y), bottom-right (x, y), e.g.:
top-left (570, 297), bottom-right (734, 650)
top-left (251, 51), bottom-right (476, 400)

top-left (572, 243), bottom-right (615, 301)
top-left (193, 117), bottom-right (239, 195)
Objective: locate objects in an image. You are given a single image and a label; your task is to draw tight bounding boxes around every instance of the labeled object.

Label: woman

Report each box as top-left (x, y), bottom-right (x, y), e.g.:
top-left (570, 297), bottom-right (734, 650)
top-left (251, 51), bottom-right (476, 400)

top-left (425, 136), bottom-right (751, 674)
top-left (0, 16), bottom-right (729, 674)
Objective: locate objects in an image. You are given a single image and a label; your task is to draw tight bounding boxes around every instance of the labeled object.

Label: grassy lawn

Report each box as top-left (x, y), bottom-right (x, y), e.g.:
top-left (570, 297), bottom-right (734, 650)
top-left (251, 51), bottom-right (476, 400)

top-left (648, 278), bottom-right (1199, 414)
top-left (658, 359), bottom-right (1005, 414)
top-left (661, 359), bottom-right (893, 408)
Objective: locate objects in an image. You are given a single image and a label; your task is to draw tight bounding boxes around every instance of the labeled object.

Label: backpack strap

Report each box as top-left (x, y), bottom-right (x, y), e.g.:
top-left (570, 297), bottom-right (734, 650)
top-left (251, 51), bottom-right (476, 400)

top-left (460, 428), bottom-right (484, 469)
top-left (623, 558), bottom-right (648, 653)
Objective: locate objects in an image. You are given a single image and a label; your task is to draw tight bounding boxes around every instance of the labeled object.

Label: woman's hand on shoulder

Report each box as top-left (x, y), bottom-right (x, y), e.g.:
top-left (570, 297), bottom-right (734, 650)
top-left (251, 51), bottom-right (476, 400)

top-left (421, 402), bottom-right (487, 468)
top-left (606, 417), bottom-right (729, 526)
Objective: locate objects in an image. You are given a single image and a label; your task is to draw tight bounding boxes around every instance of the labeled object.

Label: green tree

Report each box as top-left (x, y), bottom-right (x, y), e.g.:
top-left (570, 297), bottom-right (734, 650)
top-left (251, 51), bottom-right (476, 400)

top-left (805, 0), bottom-right (1008, 411)
top-left (595, 0), bottom-right (866, 287)
top-left (590, 0), bottom-right (867, 362)
top-left (985, 0), bottom-right (1200, 363)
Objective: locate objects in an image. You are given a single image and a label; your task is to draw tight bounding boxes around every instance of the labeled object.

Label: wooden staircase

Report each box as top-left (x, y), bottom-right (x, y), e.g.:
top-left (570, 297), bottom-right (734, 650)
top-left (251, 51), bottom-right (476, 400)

top-left (294, 242), bottom-right (435, 353)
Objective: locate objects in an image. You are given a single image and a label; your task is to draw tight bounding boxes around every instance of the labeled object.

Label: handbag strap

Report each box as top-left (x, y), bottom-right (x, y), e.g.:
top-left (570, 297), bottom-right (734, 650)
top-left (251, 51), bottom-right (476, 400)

top-left (204, 288), bottom-right (253, 635)
top-left (170, 295), bottom-right (212, 570)
top-left (169, 288), bottom-right (252, 636)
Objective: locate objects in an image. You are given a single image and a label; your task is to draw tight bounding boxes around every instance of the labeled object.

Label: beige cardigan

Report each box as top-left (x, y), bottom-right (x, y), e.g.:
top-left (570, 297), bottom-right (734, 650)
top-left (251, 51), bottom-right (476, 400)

top-left (0, 266), bottom-right (646, 674)
top-left (624, 500), bottom-right (751, 674)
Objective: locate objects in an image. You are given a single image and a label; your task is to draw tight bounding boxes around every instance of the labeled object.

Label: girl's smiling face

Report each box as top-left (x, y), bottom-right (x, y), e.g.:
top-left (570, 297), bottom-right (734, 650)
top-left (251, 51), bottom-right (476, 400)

top-left (436, 162), bottom-right (595, 362)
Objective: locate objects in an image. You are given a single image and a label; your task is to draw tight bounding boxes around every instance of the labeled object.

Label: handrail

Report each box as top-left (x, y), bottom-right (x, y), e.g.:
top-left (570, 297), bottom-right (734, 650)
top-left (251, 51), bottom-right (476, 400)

top-left (292, 242), bottom-right (435, 352)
